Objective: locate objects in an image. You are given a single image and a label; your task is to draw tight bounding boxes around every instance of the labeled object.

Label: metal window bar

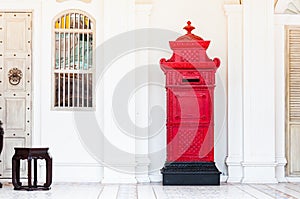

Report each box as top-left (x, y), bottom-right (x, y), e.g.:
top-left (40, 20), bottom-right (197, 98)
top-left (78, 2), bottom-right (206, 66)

top-left (85, 74), bottom-right (88, 107)
top-left (83, 15), bottom-right (86, 107)
top-left (87, 21), bottom-right (89, 69)
top-left (73, 30), bottom-right (76, 107)
top-left (82, 73), bottom-right (84, 107)
top-left (54, 48), bottom-right (57, 106)
top-left (65, 33), bottom-right (68, 106)
top-left (79, 15), bottom-right (81, 70)
top-left (77, 13), bottom-right (80, 107)
top-left (54, 73), bottom-right (58, 106)
top-left (58, 30), bottom-right (61, 107)
top-left (89, 73), bottom-right (92, 107)
top-left (91, 34), bottom-right (94, 106)
top-left (86, 17), bottom-right (90, 106)
top-left (78, 73), bottom-right (81, 107)
top-left (80, 15), bottom-right (83, 107)
top-left (82, 38), bottom-right (85, 107)
top-left (55, 33), bottom-right (59, 69)
top-left (72, 14), bottom-right (75, 107)
top-left (62, 14), bottom-right (66, 107)
top-left (86, 32), bottom-right (89, 107)
top-left (68, 14), bottom-right (71, 107)
top-left (81, 15), bottom-right (84, 70)
top-left (89, 33), bottom-right (93, 69)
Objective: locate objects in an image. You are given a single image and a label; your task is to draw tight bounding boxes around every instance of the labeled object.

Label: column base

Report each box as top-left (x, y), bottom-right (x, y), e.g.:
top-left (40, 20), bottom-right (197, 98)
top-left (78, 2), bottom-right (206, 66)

top-left (161, 162), bottom-right (221, 185)
top-left (241, 162), bottom-right (278, 183)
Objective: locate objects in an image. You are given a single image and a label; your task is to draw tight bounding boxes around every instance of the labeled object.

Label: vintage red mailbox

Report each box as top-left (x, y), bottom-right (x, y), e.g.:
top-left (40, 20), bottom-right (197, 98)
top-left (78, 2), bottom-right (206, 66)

top-left (160, 21), bottom-right (221, 185)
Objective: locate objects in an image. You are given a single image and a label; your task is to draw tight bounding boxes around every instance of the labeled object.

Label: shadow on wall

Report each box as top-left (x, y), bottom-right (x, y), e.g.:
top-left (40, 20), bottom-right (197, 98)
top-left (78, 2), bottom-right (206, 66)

top-left (0, 121), bottom-right (4, 188)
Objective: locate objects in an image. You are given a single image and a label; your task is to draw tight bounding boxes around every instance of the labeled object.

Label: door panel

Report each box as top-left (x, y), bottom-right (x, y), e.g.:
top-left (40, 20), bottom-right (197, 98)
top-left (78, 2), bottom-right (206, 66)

top-left (4, 13), bottom-right (29, 53)
top-left (0, 12), bottom-right (32, 178)
top-left (5, 19), bottom-right (26, 51)
top-left (3, 137), bottom-right (26, 174)
top-left (5, 98), bottom-right (26, 131)
top-left (290, 125), bottom-right (300, 175)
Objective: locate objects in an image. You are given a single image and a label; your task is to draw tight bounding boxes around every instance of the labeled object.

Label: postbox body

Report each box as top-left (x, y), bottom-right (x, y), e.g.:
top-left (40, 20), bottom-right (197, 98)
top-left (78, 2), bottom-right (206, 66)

top-left (160, 21), bottom-right (221, 185)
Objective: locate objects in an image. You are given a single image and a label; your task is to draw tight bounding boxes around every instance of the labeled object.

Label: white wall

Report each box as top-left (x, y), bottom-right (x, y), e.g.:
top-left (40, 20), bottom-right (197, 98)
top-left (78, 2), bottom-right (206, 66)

top-left (39, 0), bottom-right (229, 182)
top-left (34, 0), bottom-right (299, 183)
top-left (1, 0), bottom-right (229, 183)
top-left (2, 0), bottom-right (294, 184)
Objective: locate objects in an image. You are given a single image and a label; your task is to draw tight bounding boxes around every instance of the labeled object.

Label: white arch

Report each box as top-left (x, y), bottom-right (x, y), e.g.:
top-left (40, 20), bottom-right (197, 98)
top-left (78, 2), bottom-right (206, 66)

top-left (275, 0), bottom-right (300, 14)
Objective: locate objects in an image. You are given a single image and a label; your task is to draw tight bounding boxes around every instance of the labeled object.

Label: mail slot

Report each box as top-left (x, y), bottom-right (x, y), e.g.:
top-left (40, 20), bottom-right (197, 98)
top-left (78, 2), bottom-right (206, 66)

top-left (160, 21), bottom-right (221, 185)
top-left (182, 78), bottom-right (200, 83)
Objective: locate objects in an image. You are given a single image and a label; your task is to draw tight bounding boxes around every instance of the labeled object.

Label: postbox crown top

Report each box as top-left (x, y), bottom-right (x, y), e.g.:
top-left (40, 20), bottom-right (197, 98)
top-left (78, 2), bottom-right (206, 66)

top-left (176, 21), bottom-right (204, 41)
top-left (170, 21), bottom-right (210, 50)
top-left (160, 21), bottom-right (220, 69)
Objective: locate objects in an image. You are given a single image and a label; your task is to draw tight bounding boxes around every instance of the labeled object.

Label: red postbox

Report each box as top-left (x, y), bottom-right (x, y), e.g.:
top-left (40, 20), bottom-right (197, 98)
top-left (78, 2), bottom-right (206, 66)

top-left (160, 21), bottom-right (221, 185)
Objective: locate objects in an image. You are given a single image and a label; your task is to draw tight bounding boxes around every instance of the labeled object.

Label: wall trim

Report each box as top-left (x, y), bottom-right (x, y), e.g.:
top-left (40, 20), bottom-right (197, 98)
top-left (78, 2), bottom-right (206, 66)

top-left (275, 14), bottom-right (300, 25)
top-left (241, 162), bottom-right (278, 167)
top-left (40, 162), bottom-right (103, 182)
top-left (286, 177), bottom-right (300, 182)
top-left (53, 162), bottom-right (102, 167)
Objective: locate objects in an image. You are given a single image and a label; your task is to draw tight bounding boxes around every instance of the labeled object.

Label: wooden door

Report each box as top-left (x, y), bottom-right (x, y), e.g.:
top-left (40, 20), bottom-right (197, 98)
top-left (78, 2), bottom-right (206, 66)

top-left (287, 26), bottom-right (300, 176)
top-left (0, 12), bottom-right (32, 178)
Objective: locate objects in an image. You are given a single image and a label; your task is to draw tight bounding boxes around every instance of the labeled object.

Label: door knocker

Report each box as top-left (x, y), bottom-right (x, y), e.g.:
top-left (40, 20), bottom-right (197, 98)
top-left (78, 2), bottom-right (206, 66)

top-left (8, 68), bottom-right (23, 86)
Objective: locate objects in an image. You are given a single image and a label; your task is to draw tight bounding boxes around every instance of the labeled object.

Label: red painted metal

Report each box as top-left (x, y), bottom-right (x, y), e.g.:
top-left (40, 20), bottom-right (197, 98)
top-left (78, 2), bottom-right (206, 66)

top-left (160, 21), bottom-right (220, 163)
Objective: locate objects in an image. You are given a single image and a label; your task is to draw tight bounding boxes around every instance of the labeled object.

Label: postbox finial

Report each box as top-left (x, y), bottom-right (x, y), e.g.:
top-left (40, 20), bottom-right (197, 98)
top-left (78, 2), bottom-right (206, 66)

top-left (184, 21), bottom-right (195, 34)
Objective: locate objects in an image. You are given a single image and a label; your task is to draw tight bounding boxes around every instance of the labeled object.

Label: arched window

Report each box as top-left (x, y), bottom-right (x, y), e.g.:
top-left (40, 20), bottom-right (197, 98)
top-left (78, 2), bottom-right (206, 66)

top-left (53, 10), bottom-right (95, 109)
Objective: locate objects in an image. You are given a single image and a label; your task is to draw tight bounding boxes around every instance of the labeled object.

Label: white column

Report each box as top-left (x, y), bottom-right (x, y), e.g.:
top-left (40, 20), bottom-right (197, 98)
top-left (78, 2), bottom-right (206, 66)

top-left (134, 3), bottom-right (152, 183)
top-left (224, 5), bottom-right (244, 183)
top-left (102, 0), bottom-right (137, 184)
top-left (242, 0), bottom-right (277, 183)
top-left (274, 22), bottom-right (287, 182)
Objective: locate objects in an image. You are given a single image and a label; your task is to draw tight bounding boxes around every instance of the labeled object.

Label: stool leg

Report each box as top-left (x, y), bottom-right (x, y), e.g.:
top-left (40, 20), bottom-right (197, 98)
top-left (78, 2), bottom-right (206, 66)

top-left (28, 159), bottom-right (32, 188)
top-left (12, 157), bottom-right (21, 189)
top-left (44, 157), bottom-right (52, 189)
top-left (34, 159), bottom-right (37, 187)
top-left (16, 159), bottom-right (21, 186)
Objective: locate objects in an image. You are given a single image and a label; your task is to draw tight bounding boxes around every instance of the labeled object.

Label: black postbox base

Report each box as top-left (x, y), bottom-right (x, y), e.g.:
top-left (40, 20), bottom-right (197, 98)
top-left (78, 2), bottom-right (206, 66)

top-left (161, 162), bottom-right (221, 186)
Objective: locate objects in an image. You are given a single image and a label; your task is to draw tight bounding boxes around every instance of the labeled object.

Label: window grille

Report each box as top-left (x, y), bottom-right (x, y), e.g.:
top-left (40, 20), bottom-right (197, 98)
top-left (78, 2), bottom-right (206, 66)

top-left (53, 11), bottom-right (95, 109)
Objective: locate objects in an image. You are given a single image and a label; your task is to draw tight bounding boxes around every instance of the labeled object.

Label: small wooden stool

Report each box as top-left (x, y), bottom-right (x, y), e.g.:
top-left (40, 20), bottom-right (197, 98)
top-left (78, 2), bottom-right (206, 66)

top-left (12, 148), bottom-right (52, 191)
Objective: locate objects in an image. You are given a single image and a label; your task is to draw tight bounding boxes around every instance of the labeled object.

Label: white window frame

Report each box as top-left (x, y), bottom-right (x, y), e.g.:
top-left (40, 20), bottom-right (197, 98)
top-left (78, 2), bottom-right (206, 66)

top-left (52, 10), bottom-right (95, 111)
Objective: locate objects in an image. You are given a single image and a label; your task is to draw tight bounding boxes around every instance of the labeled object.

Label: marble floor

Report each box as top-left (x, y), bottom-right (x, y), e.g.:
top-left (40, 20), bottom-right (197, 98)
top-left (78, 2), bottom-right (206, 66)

top-left (0, 182), bottom-right (300, 199)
